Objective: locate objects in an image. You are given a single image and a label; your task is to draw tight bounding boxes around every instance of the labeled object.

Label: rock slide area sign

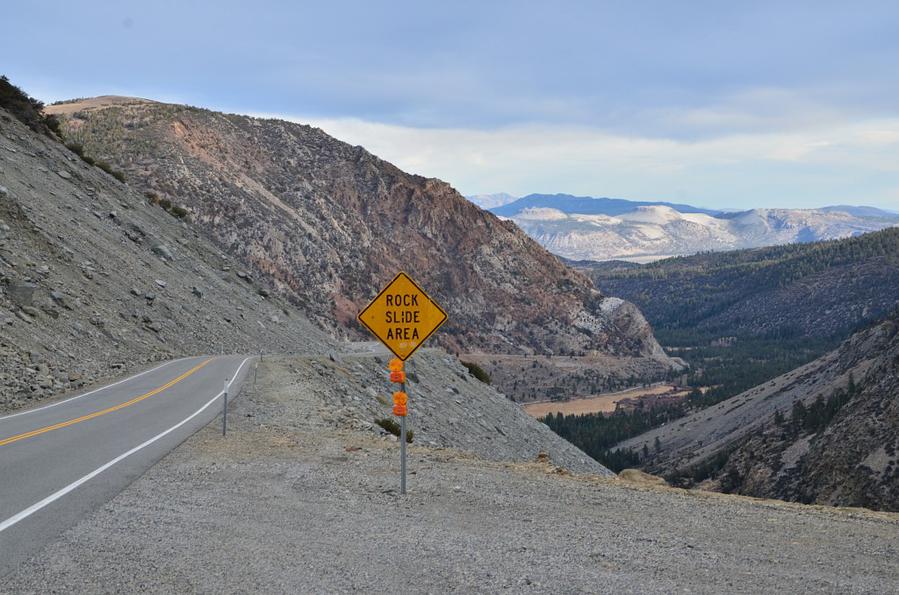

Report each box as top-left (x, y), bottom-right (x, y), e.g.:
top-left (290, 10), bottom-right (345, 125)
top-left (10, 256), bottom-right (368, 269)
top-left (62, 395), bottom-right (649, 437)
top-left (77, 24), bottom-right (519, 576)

top-left (357, 271), bottom-right (448, 361)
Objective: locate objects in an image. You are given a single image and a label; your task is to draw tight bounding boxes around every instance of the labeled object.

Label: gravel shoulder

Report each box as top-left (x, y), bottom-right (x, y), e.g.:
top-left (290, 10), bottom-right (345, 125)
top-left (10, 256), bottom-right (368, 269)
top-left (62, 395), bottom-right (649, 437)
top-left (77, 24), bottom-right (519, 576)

top-left (3, 355), bottom-right (898, 594)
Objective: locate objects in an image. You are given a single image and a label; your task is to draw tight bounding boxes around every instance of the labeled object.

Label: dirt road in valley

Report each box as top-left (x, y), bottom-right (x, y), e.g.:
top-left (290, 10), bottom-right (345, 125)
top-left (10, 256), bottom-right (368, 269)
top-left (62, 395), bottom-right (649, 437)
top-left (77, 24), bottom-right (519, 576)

top-left (522, 384), bottom-right (688, 417)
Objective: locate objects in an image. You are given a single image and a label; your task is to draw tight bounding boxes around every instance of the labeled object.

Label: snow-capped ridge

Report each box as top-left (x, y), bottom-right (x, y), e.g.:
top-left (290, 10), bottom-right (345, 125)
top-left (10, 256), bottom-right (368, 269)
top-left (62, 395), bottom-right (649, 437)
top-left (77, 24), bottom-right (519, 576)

top-left (507, 201), bottom-right (899, 262)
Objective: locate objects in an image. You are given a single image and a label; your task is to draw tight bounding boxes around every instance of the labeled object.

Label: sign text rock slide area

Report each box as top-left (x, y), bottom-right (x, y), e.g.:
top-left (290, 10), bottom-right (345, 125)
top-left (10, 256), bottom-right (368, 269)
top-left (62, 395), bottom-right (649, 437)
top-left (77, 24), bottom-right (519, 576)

top-left (357, 272), bottom-right (447, 361)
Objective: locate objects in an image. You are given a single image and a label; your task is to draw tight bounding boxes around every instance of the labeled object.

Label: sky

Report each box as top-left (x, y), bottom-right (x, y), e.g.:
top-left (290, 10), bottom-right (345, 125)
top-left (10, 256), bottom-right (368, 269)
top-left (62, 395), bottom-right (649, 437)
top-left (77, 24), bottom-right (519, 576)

top-left (3, 0), bottom-right (899, 210)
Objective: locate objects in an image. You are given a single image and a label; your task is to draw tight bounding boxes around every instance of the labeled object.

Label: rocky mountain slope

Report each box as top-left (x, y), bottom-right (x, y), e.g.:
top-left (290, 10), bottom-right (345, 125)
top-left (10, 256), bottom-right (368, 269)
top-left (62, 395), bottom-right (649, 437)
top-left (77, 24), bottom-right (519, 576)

top-left (494, 194), bottom-right (899, 262)
top-left (47, 98), bottom-right (653, 356)
top-left (0, 104), bottom-right (334, 411)
top-left (45, 98), bottom-right (678, 396)
top-left (248, 348), bottom-right (612, 475)
top-left (618, 312), bottom-right (899, 511)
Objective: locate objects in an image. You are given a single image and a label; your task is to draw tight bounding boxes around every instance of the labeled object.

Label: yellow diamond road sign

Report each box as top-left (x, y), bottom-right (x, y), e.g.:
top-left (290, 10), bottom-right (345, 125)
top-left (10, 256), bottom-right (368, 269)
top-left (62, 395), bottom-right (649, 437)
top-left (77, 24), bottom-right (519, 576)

top-left (357, 271), bottom-right (448, 361)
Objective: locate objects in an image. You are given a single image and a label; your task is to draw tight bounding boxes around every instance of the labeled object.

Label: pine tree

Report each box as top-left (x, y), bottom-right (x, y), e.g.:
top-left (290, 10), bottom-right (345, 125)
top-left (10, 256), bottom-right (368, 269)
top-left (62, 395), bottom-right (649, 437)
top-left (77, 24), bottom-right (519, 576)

top-left (774, 409), bottom-right (785, 426)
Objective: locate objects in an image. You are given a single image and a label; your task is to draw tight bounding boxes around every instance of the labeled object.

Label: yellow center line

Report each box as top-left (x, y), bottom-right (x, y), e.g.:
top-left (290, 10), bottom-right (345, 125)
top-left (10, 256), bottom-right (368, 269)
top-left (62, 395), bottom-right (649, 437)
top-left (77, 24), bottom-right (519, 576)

top-left (0, 359), bottom-right (213, 448)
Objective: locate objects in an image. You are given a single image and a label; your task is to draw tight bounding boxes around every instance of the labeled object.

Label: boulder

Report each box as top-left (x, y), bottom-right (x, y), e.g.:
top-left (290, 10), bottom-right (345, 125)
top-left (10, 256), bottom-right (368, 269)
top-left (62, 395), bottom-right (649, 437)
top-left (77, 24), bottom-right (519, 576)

top-left (150, 241), bottom-right (173, 260)
top-left (6, 281), bottom-right (36, 307)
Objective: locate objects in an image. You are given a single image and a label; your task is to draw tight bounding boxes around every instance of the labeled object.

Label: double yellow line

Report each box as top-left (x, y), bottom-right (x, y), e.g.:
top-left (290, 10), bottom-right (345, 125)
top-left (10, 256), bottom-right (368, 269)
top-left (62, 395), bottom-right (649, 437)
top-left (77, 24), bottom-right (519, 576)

top-left (0, 359), bottom-right (212, 448)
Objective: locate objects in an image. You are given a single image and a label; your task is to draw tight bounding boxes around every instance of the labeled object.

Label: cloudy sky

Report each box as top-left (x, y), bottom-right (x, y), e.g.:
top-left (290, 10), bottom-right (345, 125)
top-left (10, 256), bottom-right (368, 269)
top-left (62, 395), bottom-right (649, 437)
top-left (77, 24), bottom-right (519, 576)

top-left (4, 0), bottom-right (899, 209)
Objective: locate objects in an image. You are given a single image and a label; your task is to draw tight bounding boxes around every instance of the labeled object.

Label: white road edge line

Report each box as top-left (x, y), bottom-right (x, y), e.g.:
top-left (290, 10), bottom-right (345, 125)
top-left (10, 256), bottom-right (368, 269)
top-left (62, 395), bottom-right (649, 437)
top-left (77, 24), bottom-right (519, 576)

top-left (0, 357), bottom-right (251, 534)
top-left (0, 357), bottom-right (195, 422)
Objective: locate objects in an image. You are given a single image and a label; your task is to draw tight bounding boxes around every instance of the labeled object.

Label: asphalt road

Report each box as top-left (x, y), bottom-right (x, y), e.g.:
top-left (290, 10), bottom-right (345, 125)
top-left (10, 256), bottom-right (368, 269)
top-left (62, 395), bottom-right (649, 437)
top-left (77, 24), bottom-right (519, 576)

top-left (0, 355), bottom-right (252, 578)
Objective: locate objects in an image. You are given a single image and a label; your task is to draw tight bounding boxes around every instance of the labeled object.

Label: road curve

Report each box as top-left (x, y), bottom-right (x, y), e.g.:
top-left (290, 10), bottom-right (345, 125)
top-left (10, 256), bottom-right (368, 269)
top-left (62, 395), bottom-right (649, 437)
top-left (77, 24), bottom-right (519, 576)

top-left (0, 355), bottom-right (252, 578)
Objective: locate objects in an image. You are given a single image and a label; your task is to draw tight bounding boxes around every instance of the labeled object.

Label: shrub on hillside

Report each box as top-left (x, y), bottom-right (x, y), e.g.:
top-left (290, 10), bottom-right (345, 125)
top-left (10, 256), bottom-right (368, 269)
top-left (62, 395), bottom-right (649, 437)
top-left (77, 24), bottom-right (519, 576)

top-left (65, 142), bottom-right (97, 165)
top-left (95, 160), bottom-right (126, 182)
top-left (0, 75), bottom-right (58, 137)
top-left (461, 361), bottom-right (491, 384)
top-left (375, 418), bottom-right (414, 443)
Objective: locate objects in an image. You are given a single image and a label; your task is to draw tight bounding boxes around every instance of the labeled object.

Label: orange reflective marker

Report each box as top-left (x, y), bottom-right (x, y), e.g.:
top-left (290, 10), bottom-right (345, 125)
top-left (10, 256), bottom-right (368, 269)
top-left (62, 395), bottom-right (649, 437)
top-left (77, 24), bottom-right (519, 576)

top-left (388, 358), bottom-right (404, 372)
top-left (393, 391), bottom-right (408, 406)
top-left (390, 370), bottom-right (406, 384)
top-left (393, 404), bottom-right (407, 417)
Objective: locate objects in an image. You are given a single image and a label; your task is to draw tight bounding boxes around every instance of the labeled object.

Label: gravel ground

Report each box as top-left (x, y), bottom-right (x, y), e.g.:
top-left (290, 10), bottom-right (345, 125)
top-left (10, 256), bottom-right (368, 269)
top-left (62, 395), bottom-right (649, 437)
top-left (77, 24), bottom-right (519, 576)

top-left (3, 357), bottom-right (898, 594)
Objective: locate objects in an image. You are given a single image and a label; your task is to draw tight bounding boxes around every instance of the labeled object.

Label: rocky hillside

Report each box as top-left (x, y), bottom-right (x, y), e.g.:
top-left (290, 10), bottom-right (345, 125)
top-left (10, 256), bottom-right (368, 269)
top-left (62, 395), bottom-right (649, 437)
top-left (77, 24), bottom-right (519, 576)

top-left (46, 99), bottom-right (672, 366)
top-left (618, 312), bottom-right (899, 511)
top-left (256, 348), bottom-right (612, 476)
top-left (0, 104), bottom-right (334, 411)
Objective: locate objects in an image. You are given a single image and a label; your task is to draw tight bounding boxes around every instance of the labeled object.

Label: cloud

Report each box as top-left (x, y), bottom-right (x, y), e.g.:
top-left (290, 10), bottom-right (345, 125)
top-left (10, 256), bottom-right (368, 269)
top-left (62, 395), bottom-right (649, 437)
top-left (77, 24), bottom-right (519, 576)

top-left (250, 110), bottom-right (899, 210)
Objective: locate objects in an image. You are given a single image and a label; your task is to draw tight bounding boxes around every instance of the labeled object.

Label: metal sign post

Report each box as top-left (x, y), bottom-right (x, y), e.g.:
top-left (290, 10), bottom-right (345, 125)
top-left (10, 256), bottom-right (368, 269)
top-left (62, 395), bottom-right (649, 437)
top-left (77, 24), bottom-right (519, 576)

top-left (389, 359), bottom-right (409, 493)
top-left (222, 380), bottom-right (228, 436)
top-left (400, 378), bottom-right (407, 495)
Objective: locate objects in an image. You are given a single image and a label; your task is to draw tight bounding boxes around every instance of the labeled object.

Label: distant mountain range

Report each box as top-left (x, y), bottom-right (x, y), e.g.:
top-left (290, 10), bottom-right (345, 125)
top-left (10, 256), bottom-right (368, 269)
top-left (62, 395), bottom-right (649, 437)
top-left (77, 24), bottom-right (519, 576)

top-left (468, 193), bottom-right (899, 262)
top-left (488, 194), bottom-right (721, 217)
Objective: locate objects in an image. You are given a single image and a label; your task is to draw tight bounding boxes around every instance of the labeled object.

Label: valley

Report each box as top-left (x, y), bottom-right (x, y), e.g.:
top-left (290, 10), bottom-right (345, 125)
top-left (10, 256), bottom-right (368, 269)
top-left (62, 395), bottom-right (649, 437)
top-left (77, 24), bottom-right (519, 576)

top-left (578, 228), bottom-right (899, 405)
top-left (616, 312), bottom-right (899, 511)
top-left (540, 230), bottom-right (899, 508)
